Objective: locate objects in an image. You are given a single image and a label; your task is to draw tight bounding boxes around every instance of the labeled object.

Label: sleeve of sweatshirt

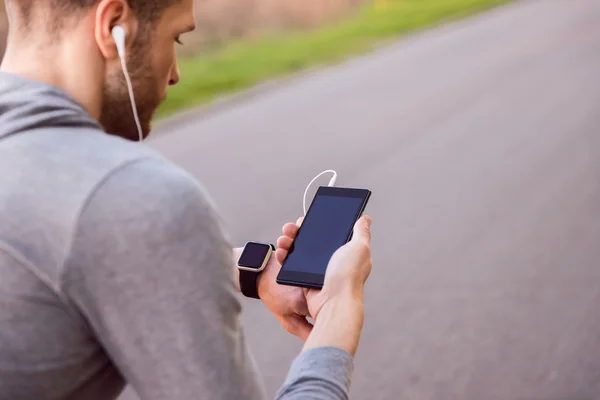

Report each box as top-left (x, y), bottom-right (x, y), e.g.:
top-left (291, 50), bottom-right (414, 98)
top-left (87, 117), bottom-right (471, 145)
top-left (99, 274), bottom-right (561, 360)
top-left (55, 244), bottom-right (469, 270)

top-left (276, 347), bottom-right (354, 400)
top-left (61, 157), bottom-right (355, 400)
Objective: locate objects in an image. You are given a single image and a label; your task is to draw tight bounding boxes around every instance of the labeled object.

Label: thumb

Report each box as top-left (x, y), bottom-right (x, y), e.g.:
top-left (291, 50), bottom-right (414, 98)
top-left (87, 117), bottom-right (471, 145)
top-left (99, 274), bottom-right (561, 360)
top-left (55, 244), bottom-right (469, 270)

top-left (352, 215), bottom-right (372, 245)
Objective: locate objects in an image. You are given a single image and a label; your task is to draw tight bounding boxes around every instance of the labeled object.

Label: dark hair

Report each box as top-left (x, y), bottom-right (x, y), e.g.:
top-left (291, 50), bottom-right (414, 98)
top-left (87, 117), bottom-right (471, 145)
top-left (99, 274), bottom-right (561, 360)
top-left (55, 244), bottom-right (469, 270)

top-left (7, 0), bottom-right (178, 31)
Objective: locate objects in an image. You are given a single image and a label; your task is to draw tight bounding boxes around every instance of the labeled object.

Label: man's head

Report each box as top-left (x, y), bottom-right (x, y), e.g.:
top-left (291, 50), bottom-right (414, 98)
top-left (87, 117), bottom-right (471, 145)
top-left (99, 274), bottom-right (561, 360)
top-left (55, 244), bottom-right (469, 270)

top-left (3, 0), bottom-right (196, 140)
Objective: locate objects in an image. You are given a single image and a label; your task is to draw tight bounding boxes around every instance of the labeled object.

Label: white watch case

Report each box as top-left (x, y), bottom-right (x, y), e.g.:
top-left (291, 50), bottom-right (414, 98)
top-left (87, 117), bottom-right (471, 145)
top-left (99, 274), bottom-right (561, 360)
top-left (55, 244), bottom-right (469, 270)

top-left (237, 242), bottom-right (273, 273)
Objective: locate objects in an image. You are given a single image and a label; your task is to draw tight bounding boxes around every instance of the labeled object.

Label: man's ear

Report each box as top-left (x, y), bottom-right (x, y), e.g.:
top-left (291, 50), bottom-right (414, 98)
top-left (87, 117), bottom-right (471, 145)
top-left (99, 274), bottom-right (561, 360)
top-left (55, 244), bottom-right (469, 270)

top-left (94, 0), bottom-right (138, 60)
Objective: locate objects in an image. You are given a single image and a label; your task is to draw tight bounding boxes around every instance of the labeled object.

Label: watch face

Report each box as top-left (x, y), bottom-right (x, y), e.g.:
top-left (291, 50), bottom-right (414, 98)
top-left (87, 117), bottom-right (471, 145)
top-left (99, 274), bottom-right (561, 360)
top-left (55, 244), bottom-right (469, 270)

top-left (238, 242), bottom-right (271, 269)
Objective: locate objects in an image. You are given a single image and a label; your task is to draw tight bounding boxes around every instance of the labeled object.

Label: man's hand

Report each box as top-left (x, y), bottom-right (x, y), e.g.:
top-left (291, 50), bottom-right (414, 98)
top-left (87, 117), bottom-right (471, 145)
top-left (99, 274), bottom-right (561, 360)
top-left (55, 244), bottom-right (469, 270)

top-left (305, 216), bottom-right (373, 321)
top-left (234, 218), bottom-right (313, 341)
top-left (234, 215), bottom-right (372, 349)
top-left (282, 215), bottom-right (373, 357)
top-left (279, 216), bottom-right (373, 321)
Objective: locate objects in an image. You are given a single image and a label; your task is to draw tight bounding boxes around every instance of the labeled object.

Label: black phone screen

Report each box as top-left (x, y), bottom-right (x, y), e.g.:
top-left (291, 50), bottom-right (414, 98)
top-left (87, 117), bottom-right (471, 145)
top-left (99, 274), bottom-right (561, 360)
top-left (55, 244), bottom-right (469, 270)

top-left (277, 187), bottom-right (370, 288)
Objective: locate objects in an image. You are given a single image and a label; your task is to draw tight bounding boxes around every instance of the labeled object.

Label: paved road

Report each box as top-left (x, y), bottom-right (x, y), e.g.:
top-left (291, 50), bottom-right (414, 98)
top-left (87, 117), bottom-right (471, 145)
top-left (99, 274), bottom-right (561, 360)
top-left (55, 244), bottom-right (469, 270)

top-left (121, 0), bottom-right (600, 398)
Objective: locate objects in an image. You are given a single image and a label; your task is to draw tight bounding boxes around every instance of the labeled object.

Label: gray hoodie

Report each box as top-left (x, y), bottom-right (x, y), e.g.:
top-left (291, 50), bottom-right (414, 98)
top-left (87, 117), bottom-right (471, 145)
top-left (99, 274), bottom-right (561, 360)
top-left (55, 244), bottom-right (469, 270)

top-left (0, 72), bottom-right (353, 400)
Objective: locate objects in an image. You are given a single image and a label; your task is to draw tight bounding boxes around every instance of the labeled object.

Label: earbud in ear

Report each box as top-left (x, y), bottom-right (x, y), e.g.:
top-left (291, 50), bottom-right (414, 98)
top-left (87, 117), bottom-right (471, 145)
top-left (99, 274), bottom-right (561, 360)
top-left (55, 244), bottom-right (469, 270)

top-left (111, 25), bottom-right (126, 59)
top-left (111, 24), bottom-right (144, 142)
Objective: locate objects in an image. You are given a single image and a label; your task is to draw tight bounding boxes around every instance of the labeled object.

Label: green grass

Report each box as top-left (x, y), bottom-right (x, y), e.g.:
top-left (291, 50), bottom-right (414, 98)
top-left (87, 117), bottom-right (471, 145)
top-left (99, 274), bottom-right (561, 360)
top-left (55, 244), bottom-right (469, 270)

top-left (156, 0), bottom-right (514, 119)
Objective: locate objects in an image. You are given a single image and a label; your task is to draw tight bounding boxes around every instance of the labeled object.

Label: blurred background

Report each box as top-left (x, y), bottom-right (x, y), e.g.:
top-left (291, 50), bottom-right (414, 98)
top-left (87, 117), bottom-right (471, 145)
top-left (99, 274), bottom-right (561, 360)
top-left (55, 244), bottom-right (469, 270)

top-left (3, 0), bottom-right (599, 399)
top-left (0, 0), bottom-right (364, 57)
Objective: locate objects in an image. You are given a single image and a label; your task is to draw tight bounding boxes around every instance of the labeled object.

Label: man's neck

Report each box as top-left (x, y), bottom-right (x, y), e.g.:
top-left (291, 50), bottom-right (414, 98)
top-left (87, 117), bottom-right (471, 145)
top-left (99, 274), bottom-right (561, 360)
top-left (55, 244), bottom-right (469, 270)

top-left (1, 40), bottom-right (103, 121)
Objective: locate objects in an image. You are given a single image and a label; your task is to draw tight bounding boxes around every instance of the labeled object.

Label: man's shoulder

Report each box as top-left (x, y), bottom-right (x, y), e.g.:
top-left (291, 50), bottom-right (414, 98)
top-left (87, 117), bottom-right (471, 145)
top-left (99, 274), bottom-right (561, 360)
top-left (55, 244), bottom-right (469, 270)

top-left (2, 125), bottom-right (164, 184)
top-left (21, 125), bottom-right (217, 227)
top-left (49, 128), bottom-right (165, 175)
top-left (36, 128), bottom-right (203, 202)
top-left (76, 137), bottom-right (223, 241)
top-left (0, 129), bottom-right (215, 287)
top-left (91, 151), bottom-right (211, 213)
top-left (64, 141), bottom-right (233, 297)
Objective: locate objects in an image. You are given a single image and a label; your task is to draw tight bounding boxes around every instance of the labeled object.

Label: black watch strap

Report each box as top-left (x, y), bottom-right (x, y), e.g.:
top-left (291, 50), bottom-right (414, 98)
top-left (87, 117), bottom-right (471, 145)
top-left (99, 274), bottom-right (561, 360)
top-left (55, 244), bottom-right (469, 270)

top-left (239, 270), bottom-right (261, 299)
top-left (239, 244), bottom-right (275, 300)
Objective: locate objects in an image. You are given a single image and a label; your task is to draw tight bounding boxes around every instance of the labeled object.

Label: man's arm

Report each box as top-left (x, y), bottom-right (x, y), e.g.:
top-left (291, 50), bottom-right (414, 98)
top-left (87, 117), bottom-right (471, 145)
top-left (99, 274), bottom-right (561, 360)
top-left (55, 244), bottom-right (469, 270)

top-left (61, 158), bottom-right (266, 400)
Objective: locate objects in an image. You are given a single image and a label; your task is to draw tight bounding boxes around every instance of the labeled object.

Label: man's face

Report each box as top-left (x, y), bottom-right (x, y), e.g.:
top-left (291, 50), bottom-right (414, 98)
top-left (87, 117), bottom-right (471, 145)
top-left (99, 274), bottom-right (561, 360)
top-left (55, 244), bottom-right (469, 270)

top-left (100, 0), bottom-right (195, 140)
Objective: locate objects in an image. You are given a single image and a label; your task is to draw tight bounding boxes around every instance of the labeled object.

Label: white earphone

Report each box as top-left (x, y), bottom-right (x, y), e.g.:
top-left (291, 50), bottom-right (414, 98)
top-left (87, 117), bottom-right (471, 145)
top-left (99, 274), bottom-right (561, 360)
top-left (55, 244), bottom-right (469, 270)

top-left (111, 25), bottom-right (144, 142)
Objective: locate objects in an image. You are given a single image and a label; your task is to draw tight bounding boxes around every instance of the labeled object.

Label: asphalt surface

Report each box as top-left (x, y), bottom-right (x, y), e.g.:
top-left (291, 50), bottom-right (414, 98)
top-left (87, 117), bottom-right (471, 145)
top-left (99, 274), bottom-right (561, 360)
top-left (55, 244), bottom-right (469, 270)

top-left (121, 0), bottom-right (600, 398)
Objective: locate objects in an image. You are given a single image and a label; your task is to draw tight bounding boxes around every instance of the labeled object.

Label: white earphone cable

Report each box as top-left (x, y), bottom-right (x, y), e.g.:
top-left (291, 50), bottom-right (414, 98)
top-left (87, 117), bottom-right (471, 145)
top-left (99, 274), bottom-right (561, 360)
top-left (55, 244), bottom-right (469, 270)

top-left (118, 54), bottom-right (144, 143)
top-left (303, 170), bottom-right (338, 216)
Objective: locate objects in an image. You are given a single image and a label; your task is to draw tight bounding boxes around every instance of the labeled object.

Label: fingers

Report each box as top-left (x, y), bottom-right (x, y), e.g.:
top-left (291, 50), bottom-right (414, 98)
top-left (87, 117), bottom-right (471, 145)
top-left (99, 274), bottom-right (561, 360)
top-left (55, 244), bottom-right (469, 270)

top-left (282, 223), bottom-right (299, 238)
top-left (282, 315), bottom-right (314, 341)
top-left (277, 235), bottom-right (294, 250)
top-left (351, 215), bottom-right (372, 245)
top-left (276, 235), bottom-right (294, 264)
top-left (279, 219), bottom-right (303, 264)
top-left (275, 248), bottom-right (285, 264)
top-left (282, 218), bottom-right (303, 238)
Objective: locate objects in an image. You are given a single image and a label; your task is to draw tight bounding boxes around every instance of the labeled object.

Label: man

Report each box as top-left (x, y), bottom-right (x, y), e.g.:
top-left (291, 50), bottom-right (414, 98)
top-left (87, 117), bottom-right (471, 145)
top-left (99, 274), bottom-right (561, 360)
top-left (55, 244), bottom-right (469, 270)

top-left (0, 0), bottom-right (373, 399)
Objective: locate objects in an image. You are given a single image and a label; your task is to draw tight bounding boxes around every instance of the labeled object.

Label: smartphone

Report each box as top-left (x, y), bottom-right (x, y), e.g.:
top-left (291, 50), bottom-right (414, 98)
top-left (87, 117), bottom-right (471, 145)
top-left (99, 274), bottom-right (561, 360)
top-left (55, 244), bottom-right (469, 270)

top-left (276, 186), bottom-right (371, 289)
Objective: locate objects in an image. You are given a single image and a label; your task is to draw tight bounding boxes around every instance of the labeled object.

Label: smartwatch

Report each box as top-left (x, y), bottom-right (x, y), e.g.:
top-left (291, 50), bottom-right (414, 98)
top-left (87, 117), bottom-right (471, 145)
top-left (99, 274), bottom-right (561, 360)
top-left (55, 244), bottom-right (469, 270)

top-left (237, 242), bottom-right (275, 299)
